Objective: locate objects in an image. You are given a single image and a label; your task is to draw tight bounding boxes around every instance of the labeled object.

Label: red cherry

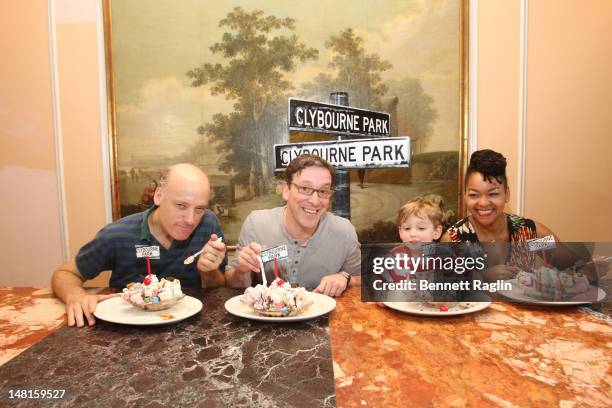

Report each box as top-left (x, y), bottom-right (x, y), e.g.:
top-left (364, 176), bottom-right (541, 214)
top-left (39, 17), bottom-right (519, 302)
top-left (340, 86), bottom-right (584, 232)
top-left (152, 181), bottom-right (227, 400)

top-left (439, 304), bottom-right (448, 312)
top-left (144, 277), bottom-right (151, 286)
top-left (277, 279), bottom-right (285, 286)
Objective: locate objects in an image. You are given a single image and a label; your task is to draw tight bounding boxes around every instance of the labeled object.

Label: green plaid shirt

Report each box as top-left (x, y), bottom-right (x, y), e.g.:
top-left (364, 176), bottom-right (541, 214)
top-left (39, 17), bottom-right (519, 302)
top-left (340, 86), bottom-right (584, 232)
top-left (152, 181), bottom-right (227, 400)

top-left (76, 206), bottom-right (226, 287)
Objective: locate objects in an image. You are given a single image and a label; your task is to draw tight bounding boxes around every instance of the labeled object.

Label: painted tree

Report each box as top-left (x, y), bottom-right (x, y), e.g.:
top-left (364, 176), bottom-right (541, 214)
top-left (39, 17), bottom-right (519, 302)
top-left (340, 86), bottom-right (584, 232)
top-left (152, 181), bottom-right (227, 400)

top-left (387, 78), bottom-right (438, 153)
top-left (301, 28), bottom-right (391, 110)
top-left (186, 7), bottom-right (318, 197)
top-left (301, 28), bottom-right (438, 152)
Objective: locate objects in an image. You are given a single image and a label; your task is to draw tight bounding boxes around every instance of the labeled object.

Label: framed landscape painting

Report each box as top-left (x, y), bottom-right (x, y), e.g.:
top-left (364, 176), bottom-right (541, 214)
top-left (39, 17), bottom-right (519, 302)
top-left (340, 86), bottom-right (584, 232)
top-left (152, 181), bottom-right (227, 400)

top-left (103, 0), bottom-right (469, 245)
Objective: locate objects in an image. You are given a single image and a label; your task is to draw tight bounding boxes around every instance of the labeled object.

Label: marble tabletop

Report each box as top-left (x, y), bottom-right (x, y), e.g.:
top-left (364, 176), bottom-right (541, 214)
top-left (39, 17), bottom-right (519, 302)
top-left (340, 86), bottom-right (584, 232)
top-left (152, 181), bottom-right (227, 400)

top-left (0, 287), bottom-right (611, 407)
top-left (0, 288), bottom-right (66, 366)
top-left (330, 290), bottom-right (612, 407)
top-left (0, 288), bottom-right (335, 407)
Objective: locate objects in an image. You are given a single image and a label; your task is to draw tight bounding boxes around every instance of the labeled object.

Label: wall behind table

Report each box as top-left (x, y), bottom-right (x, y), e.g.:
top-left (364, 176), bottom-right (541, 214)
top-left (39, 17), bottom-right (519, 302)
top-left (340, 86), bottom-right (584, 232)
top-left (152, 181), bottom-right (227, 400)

top-left (476, 0), bottom-right (522, 214)
top-left (54, 0), bottom-right (109, 287)
top-left (477, 0), bottom-right (612, 241)
top-left (524, 0), bottom-right (612, 242)
top-left (0, 0), bottom-right (109, 287)
top-left (0, 2), bottom-right (64, 286)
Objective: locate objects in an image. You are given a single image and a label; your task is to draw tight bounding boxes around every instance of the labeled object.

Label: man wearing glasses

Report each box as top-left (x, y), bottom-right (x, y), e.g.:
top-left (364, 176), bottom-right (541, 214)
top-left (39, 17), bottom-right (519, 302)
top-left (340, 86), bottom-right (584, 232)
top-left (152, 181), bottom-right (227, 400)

top-left (225, 154), bottom-right (361, 297)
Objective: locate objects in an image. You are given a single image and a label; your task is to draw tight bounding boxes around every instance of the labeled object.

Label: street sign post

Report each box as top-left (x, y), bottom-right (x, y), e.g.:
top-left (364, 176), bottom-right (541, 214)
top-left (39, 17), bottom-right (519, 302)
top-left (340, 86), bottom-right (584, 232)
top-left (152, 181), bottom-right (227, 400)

top-left (284, 92), bottom-right (410, 220)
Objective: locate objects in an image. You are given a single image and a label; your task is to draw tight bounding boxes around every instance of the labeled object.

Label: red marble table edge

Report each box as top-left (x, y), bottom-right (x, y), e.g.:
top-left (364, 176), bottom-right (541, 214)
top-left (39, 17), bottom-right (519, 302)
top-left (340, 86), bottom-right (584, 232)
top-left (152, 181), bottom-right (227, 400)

top-left (0, 287), bottom-right (114, 366)
top-left (328, 287), bottom-right (612, 408)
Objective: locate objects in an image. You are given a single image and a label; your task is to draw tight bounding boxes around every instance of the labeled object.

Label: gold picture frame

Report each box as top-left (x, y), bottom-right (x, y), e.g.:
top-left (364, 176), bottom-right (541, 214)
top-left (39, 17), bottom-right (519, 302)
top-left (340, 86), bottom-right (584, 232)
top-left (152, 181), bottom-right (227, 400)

top-left (103, 0), bottom-right (469, 244)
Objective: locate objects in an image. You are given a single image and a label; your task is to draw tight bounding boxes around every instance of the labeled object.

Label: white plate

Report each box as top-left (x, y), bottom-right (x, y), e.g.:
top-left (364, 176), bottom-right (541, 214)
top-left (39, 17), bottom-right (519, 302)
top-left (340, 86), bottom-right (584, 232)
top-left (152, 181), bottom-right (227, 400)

top-left (383, 300), bottom-right (491, 316)
top-left (94, 295), bottom-right (203, 325)
top-left (224, 292), bottom-right (336, 322)
top-left (498, 279), bottom-right (606, 306)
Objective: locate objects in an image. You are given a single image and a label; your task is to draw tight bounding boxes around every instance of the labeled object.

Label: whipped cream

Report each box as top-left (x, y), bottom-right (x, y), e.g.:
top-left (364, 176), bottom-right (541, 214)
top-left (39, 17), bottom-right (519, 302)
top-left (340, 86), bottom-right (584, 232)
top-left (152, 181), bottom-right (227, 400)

top-left (242, 278), bottom-right (309, 316)
top-left (121, 274), bottom-right (183, 305)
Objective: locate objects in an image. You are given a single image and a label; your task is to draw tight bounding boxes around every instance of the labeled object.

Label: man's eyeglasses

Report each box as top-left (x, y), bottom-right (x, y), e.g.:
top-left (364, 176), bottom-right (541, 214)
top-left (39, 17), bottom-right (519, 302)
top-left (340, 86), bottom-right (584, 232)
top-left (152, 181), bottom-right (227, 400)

top-left (291, 183), bottom-right (334, 199)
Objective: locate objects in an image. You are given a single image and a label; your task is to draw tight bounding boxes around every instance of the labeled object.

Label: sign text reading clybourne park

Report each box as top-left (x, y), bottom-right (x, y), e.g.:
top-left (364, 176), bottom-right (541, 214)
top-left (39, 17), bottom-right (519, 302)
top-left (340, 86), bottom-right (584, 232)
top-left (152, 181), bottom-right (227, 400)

top-left (274, 138), bottom-right (411, 170)
top-left (288, 98), bottom-right (391, 137)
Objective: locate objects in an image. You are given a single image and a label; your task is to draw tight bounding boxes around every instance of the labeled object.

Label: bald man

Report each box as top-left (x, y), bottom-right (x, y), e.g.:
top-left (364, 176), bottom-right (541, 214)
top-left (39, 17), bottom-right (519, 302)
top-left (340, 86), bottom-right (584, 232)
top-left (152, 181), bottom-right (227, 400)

top-left (52, 163), bottom-right (227, 327)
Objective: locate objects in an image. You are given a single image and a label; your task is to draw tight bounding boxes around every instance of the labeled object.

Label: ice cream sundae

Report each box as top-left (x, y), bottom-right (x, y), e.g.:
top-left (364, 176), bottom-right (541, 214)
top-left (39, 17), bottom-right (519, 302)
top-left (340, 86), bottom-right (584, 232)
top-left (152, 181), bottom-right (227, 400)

top-left (516, 266), bottom-right (590, 300)
top-left (121, 274), bottom-right (184, 311)
top-left (241, 278), bottom-right (312, 317)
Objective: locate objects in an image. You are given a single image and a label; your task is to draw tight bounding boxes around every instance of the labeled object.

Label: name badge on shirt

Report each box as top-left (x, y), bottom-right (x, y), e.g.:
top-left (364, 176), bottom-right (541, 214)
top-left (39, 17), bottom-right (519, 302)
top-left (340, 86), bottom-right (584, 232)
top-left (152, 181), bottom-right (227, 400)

top-left (260, 245), bottom-right (289, 262)
top-left (527, 235), bottom-right (556, 252)
top-left (135, 245), bottom-right (160, 259)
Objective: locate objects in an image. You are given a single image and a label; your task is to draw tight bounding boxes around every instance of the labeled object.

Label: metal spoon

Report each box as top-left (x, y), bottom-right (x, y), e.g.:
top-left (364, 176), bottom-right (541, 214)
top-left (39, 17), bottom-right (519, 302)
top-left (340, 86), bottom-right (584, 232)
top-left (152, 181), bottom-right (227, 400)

top-left (183, 237), bottom-right (223, 265)
top-left (573, 255), bottom-right (612, 269)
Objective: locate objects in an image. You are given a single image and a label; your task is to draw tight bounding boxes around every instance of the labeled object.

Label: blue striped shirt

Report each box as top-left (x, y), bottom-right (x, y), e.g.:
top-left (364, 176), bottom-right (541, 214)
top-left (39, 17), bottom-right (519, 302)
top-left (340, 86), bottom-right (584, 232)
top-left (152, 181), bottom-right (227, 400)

top-left (76, 206), bottom-right (226, 287)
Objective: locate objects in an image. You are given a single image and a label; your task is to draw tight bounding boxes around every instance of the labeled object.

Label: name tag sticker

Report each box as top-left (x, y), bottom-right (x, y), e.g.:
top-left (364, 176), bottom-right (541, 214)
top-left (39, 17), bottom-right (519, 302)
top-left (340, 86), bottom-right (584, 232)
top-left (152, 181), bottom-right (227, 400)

top-left (260, 245), bottom-right (289, 263)
top-left (527, 235), bottom-right (556, 252)
top-left (135, 245), bottom-right (160, 259)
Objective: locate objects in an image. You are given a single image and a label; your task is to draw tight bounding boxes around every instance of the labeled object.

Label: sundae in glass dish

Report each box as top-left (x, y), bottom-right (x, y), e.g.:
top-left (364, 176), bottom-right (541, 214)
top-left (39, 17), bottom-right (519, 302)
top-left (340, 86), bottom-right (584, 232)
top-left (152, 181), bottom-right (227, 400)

top-left (121, 274), bottom-right (184, 311)
top-left (241, 278), bottom-right (312, 317)
top-left (516, 266), bottom-right (590, 300)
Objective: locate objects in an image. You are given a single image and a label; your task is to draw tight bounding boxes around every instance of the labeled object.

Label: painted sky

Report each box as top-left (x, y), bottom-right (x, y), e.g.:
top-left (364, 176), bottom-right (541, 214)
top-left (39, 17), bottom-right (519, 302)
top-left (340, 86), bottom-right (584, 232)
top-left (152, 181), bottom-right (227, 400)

top-left (111, 0), bottom-right (461, 166)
